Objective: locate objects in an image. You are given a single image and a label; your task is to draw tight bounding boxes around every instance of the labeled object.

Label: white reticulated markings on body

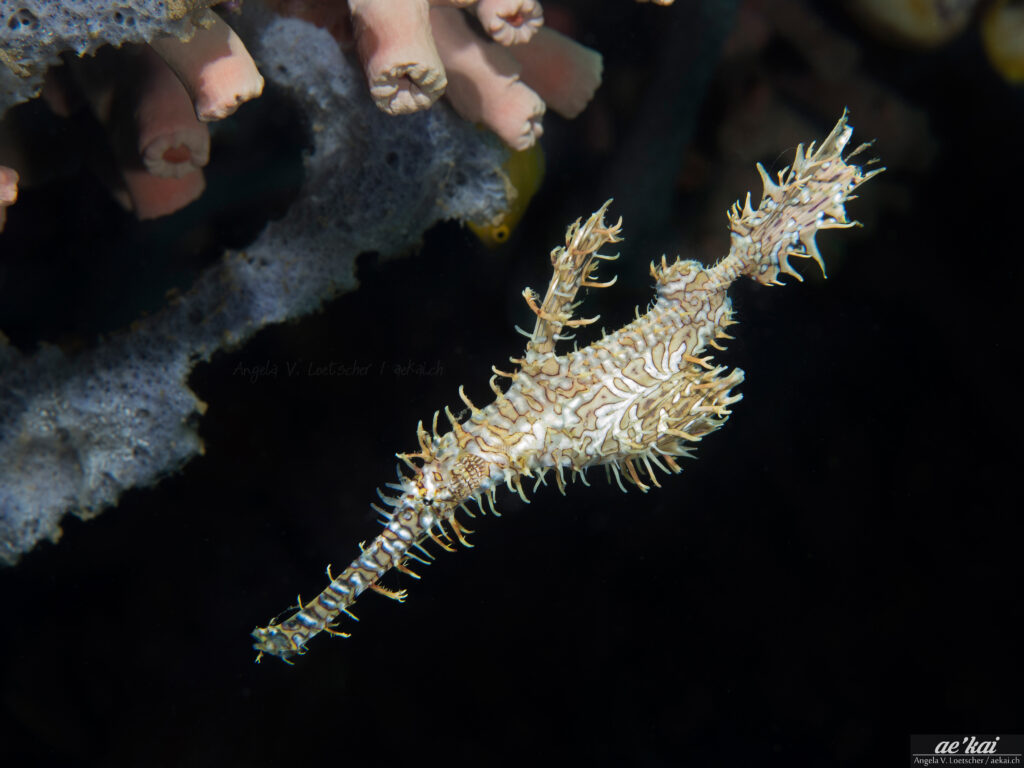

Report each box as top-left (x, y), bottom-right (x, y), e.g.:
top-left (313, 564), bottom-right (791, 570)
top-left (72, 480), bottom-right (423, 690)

top-left (250, 111), bottom-right (882, 662)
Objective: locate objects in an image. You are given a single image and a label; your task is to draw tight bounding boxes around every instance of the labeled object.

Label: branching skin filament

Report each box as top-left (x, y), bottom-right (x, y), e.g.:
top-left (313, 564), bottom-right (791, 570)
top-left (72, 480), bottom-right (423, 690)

top-left (251, 111), bottom-right (881, 663)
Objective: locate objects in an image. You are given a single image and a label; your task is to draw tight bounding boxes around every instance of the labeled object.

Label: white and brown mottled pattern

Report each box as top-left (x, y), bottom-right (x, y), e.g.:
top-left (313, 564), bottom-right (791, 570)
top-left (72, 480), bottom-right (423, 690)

top-left (252, 111), bottom-right (881, 662)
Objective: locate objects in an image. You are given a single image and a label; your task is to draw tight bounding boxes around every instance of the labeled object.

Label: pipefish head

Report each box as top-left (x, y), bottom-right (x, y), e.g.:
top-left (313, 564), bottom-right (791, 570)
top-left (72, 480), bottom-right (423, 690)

top-left (251, 617), bottom-right (306, 663)
top-left (397, 479), bottom-right (448, 518)
top-left (401, 459), bottom-right (458, 506)
top-left (387, 467), bottom-right (462, 536)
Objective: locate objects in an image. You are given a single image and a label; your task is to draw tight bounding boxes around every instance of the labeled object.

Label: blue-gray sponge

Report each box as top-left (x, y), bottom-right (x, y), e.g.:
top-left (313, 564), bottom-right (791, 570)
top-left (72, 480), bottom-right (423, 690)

top-left (0, 12), bottom-right (508, 564)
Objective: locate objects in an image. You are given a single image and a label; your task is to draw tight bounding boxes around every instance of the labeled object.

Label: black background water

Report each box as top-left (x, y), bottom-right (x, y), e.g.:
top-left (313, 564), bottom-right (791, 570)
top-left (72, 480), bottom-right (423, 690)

top-left (1, 1), bottom-right (1020, 765)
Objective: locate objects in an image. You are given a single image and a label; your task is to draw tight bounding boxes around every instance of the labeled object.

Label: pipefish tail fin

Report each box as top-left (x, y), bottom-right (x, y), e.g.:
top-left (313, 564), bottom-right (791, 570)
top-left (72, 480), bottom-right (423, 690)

top-left (718, 109), bottom-right (884, 287)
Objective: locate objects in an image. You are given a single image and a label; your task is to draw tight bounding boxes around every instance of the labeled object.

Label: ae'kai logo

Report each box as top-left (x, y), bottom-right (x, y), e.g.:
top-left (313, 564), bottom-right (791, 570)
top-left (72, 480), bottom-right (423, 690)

top-left (935, 736), bottom-right (1001, 755)
top-left (911, 734), bottom-right (1023, 766)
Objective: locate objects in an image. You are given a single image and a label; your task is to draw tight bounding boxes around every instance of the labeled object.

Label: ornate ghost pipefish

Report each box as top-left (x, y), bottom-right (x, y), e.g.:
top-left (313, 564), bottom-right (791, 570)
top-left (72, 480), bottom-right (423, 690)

top-left (252, 111), bottom-right (882, 662)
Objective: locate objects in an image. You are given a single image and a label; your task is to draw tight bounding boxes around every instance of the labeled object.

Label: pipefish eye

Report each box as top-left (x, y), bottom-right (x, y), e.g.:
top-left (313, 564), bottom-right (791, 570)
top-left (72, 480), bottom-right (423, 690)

top-left (493, 226), bottom-right (509, 242)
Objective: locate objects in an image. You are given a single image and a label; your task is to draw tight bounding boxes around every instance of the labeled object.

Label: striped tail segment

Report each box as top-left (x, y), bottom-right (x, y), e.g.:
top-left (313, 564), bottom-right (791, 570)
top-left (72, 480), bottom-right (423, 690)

top-left (251, 500), bottom-right (442, 662)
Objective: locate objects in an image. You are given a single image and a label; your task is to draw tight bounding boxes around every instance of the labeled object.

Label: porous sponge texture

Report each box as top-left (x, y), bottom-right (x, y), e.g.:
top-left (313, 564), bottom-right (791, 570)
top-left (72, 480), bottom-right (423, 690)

top-left (0, 1), bottom-right (221, 117)
top-left (0, 13), bottom-right (509, 564)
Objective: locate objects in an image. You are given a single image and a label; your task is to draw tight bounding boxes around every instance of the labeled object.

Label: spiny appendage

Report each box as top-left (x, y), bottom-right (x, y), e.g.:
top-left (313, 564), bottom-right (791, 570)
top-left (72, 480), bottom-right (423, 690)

top-left (522, 199), bottom-right (624, 357)
top-left (602, 362), bottom-right (746, 494)
top-left (251, 495), bottom-right (452, 662)
top-left (721, 109), bottom-right (884, 286)
top-left (592, 294), bottom-right (745, 491)
top-left (252, 413), bottom-right (497, 662)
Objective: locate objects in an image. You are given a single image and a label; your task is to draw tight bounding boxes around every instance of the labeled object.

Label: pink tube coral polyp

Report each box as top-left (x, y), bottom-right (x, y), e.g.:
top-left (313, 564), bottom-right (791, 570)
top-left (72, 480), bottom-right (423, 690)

top-left (149, 10), bottom-right (265, 122)
top-left (507, 27), bottom-right (602, 119)
top-left (0, 165), bottom-right (18, 232)
top-left (431, 6), bottom-right (545, 150)
top-left (474, 0), bottom-right (544, 45)
top-left (135, 47), bottom-right (211, 179)
top-left (349, 0), bottom-right (448, 115)
top-left (340, 0), bottom-right (610, 148)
